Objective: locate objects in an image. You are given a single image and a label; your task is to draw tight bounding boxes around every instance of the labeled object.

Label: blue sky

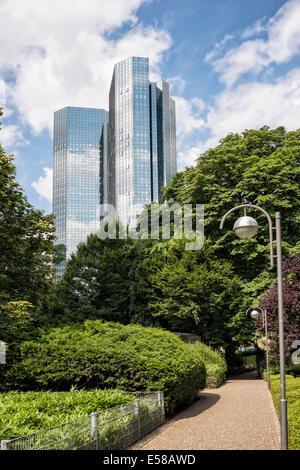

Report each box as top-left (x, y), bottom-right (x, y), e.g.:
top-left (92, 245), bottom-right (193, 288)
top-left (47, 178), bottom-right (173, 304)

top-left (1, 0), bottom-right (300, 214)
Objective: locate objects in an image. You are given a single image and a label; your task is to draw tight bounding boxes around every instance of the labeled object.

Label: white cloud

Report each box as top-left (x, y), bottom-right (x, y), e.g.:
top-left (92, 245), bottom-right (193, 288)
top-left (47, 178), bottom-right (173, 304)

top-left (241, 17), bottom-right (267, 39)
top-left (176, 1), bottom-right (300, 170)
top-left (204, 34), bottom-right (235, 62)
top-left (206, 68), bottom-right (300, 135)
top-left (31, 167), bottom-right (53, 202)
top-left (0, 0), bottom-right (171, 134)
top-left (173, 95), bottom-right (206, 146)
top-left (178, 67), bottom-right (300, 169)
top-left (167, 76), bottom-right (186, 94)
top-left (208, 0), bottom-right (300, 86)
top-left (0, 124), bottom-right (28, 149)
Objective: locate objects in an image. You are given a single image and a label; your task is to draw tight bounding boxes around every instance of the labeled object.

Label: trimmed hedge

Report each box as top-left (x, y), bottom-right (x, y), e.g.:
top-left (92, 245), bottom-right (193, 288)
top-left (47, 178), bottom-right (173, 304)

top-left (0, 388), bottom-right (134, 440)
top-left (189, 342), bottom-right (227, 388)
top-left (2, 320), bottom-right (206, 414)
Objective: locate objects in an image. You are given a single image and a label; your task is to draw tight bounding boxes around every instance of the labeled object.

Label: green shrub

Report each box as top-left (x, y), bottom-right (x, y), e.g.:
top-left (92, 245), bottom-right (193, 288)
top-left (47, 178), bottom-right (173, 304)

top-left (266, 374), bottom-right (300, 450)
top-left (189, 342), bottom-right (227, 388)
top-left (0, 388), bottom-right (134, 440)
top-left (2, 320), bottom-right (206, 414)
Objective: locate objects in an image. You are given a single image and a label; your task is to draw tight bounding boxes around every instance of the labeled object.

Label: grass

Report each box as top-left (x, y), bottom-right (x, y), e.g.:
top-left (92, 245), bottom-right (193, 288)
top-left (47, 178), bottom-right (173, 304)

top-left (267, 373), bottom-right (300, 450)
top-left (0, 388), bottom-right (134, 441)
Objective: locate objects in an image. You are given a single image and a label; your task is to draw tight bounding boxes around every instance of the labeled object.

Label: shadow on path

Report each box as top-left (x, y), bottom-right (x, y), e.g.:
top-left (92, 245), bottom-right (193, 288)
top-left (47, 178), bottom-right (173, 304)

top-left (131, 392), bottom-right (221, 449)
top-left (133, 369), bottom-right (280, 450)
top-left (226, 369), bottom-right (259, 382)
top-left (171, 392), bottom-right (220, 421)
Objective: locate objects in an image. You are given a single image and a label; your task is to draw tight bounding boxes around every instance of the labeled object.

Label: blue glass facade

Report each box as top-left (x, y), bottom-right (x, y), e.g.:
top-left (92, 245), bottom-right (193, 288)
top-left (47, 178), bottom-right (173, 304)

top-left (53, 106), bottom-right (108, 277)
top-left (109, 57), bottom-right (177, 226)
top-left (109, 57), bottom-right (152, 226)
top-left (156, 80), bottom-right (177, 191)
top-left (53, 57), bottom-right (177, 276)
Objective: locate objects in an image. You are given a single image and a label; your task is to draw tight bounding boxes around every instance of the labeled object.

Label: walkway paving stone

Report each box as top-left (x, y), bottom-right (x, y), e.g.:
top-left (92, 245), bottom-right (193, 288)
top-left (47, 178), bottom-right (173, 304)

top-left (133, 371), bottom-right (280, 450)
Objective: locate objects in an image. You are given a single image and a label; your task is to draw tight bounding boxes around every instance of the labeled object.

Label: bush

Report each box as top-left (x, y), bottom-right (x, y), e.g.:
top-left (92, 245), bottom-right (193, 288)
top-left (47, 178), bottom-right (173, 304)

top-left (0, 388), bottom-right (134, 440)
top-left (189, 342), bottom-right (227, 388)
top-left (266, 374), bottom-right (300, 450)
top-left (2, 320), bottom-right (206, 415)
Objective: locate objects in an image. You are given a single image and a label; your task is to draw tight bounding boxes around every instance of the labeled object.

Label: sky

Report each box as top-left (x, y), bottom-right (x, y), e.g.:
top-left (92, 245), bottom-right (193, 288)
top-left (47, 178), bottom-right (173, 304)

top-left (1, 0), bottom-right (300, 214)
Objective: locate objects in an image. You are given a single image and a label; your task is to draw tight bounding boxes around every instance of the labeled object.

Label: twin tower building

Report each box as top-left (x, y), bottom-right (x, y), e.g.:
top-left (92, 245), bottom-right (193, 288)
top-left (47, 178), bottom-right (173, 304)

top-left (53, 57), bottom-right (177, 276)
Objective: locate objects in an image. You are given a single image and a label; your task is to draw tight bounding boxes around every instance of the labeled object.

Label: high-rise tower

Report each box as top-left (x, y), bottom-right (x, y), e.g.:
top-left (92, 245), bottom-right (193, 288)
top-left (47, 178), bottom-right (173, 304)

top-left (53, 57), bottom-right (176, 277)
top-left (109, 57), bottom-right (176, 226)
top-left (53, 106), bottom-right (108, 277)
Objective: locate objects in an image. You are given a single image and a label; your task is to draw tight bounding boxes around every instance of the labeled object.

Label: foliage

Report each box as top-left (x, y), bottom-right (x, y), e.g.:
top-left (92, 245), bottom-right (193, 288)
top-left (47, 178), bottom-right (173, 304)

top-left (163, 126), bottom-right (300, 344)
top-left (0, 301), bottom-right (34, 346)
top-left (133, 239), bottom-right (242, 349)
top-left (2, 320), bottom-right (206, 414)
top-left (0, 108), bottom-right (57, 305)
top-left (258, 253), bottom-right (300, 362)
top-left (267, 374), bottom-right (300, 450)
top-left (38, 234), bottom-right (140, 326)
top-left (164, 127), bottom-right (300, 271)
top-left (189, 341), bottom-right (227, 387)
top-left (0, 388), bottom-right (134, 440)
top-left (39, 235), bottom-right (242, 351)
top-left (37, 126), bottom-right (300, 351)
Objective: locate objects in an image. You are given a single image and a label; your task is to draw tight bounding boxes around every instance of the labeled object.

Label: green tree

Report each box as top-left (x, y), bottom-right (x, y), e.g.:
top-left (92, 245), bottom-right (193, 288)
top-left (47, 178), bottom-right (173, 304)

top-left (164, 126), bottom-right (300, 281)
top-left (163, 127), bottom-right (300, 341)
top-left (0, 301), bottom-right (34, 345)
top-left (137, 238), bottom-right (242, 349)
top-left (41, 126), bottom-right (300, 356)
top-left (0, 108), bottom-right (57, 304)
top-left (40, 233), bottom-right (138, 325)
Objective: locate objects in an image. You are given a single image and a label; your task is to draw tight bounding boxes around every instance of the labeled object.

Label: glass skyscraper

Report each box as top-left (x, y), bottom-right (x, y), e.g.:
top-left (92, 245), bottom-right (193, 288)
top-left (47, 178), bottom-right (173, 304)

top-left (53, 57), bottom-right (176, 276)
top-left (109, 57), bottom-right (176, 226)
top-left (53, 106), bottom-right (108, 277)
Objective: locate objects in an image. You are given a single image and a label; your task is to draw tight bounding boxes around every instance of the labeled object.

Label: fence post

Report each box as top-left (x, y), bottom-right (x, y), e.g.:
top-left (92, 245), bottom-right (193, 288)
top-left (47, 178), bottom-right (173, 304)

top-left (134, 399), bottom-right (140, 440)
top-left (91, 412), bottom-right (98, 450)
top-left (158, 391), bottom-right (165, 423)
top-left (1, 440), bottom-right (11, 450)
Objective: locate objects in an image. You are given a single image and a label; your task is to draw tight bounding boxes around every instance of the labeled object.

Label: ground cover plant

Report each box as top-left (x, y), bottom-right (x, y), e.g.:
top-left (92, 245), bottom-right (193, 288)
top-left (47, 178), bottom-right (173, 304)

top-left (268, 373), bottom-right (300, 450)
top-left (0, 388), bottom-right (134, 441)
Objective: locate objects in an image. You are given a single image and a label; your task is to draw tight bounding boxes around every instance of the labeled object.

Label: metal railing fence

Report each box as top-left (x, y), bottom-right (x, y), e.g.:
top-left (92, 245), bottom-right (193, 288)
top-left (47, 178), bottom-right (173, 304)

top-left (1, 391), bottom-right (164, 450)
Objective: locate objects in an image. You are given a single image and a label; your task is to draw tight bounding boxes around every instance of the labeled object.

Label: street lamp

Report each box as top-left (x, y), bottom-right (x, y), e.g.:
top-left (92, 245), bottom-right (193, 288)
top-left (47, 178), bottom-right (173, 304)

top-left (233, 216), bottom-right (259, 239)
top-left (220, 204), bottom-right (288, 450)
top-left (246, 306), bottom-right (270, 391)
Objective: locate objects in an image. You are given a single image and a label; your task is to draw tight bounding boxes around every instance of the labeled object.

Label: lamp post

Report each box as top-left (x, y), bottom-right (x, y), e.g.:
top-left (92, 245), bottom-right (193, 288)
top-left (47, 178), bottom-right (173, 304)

top-left (219, 204), bottom-right (288, 450)
top-left (246, 306), bottom-right (270, 391)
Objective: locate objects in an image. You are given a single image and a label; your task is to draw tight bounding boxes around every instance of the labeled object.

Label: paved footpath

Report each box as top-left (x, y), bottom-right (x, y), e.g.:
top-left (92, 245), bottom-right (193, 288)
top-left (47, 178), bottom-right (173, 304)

top-left (133, 371), bottom-right (280, 450)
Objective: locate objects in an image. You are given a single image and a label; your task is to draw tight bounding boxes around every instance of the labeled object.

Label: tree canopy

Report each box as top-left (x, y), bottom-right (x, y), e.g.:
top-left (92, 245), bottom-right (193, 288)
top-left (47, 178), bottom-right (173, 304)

top-left (163, 126), bottom-right (300, 281)
top-left (39, 126), bottom-right (300, 357)
top-left (163, 126), bottom-right (300, 342)
top-left (0, 109), bottom-right (57, 305)
top-left (2, 121), bottom-right (299, 364)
